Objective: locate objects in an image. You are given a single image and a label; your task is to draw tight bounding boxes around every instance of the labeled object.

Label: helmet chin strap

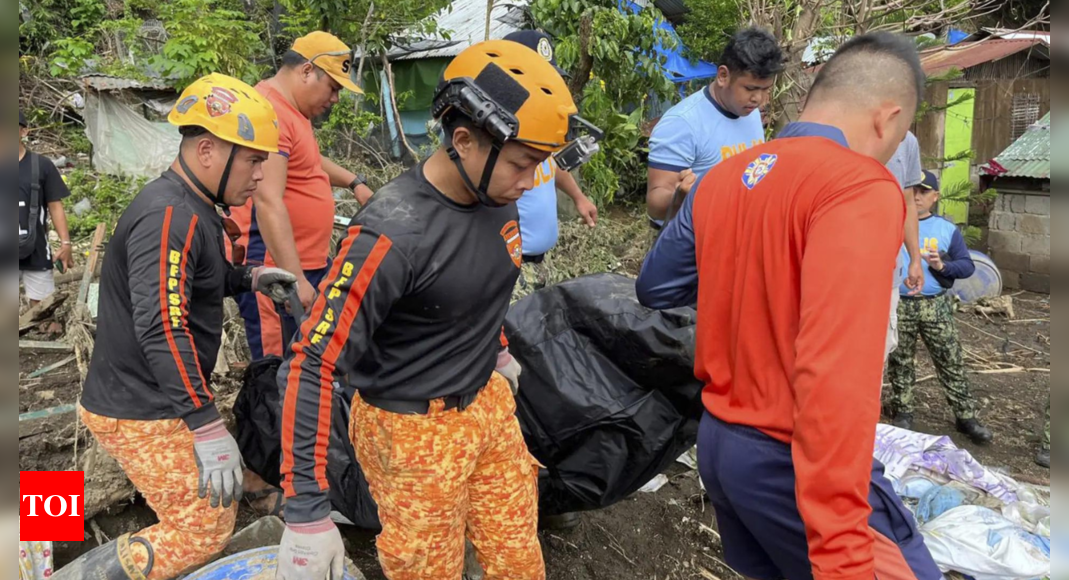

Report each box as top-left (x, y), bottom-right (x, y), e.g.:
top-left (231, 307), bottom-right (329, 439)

top-left (446, 136), bottom-right (504, 208)
top-left (178, 144), bottom-right (240, 216)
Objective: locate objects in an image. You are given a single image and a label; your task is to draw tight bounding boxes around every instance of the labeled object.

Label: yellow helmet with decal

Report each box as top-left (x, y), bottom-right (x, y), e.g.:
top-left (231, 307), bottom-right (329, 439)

top-left (169, 73), bottom-right (280, 154)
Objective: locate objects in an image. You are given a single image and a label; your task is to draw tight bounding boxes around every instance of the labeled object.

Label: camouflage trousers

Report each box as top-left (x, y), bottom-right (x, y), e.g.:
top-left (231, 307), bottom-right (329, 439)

top-left (79, 407), bottom-right (237, 580)
top-left (351, 374), bottom-right (545, 580)
top-left (887, 294), bottom-right (977, 420)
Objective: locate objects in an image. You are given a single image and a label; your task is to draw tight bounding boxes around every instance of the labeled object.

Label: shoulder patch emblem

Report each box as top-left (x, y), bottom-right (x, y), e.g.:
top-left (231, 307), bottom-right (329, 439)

top-left (500, 220), bottom-right (523, 269)
top-left (537, 37), bottom-right (554, 62)
top-left (743, 153), bottom-right (778, 190)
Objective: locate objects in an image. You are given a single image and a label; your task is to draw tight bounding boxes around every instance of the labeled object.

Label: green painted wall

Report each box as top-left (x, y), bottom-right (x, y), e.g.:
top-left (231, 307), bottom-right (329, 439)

top-left (941, 87), bottom-right (975, 224)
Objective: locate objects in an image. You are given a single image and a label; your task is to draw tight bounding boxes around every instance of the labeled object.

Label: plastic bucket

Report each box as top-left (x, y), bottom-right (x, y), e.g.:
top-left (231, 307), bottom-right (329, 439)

top-left (949, 250), bottom-right (1003, 303)
top-left (186, 547), bottom-right (359, 580)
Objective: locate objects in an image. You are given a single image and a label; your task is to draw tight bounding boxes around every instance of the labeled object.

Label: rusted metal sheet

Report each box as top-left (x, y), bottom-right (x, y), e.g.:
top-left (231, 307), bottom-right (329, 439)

top-left (920, 39), bottom-right (1049, 76)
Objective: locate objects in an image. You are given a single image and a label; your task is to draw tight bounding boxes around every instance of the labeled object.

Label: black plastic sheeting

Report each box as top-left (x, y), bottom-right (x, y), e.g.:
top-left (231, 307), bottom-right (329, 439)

top-left (506, 273), bottom-right (702, 515)
top-left (235, 358), bottom-right (380, 530)
top-left (236, 273), bottom-right (701, 525)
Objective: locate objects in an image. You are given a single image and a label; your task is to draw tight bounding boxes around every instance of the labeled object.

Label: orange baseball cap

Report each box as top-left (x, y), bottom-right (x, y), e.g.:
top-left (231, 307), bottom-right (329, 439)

top-left (292, 31), bottom-right (363, 94)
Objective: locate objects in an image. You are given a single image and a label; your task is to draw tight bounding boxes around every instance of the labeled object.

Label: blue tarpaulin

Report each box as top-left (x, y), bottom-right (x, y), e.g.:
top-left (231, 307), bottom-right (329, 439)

top-left (622, 1), bottom-right (719, 83)
top-left (948, 29), bottom-right (971, 45)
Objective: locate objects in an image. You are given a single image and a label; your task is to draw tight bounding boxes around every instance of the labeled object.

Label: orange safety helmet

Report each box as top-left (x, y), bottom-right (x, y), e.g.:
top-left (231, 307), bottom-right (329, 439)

top-left (435, 40), bottom-right (578, 152)
top-left (169, 73), bottom-right (280, 154)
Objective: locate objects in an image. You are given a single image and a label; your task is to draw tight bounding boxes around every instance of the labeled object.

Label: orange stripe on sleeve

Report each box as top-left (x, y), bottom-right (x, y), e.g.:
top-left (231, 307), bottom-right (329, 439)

top-left (280, 227), bottom-right (363, 497)
top-left (177, 214), bottom-right (212, 403)
top-left (312, 235), bottom-right (393, 489)
top-left (158, 207), bottom-right (203, 409)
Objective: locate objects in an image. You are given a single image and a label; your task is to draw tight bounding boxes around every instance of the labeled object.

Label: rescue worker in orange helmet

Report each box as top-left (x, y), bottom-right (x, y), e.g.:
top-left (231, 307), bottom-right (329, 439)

top-left (61, 74), bottom-right (299, 580)
top-left (275, 41), bottom-right (602, 579)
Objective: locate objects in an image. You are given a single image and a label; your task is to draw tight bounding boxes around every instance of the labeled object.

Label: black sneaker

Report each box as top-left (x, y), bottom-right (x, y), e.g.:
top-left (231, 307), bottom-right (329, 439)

top-left (539, 512), bottom-right (581, 531)
top-left (956, 418), bottom-right (993, 445)
top-left (892, 413), bottom-right (914, 430)
top-left (1036, 449), bottom-right (1050, 469)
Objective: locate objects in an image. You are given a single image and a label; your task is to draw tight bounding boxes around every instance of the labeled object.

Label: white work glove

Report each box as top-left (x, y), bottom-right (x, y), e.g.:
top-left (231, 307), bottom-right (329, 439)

top-left (252, 267), bottom-right (299, 304)
top-left (277, 519), bottom-right (347, 580)
top-left (496, 348), bottom-right (522, 395)
top-left (192, 420), bottom-right (245, 509)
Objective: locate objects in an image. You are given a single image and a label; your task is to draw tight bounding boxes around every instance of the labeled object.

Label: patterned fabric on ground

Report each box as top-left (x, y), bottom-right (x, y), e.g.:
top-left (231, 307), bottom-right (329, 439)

top-left (351, 374), bottom-right (545, 580)
top-left (79, 407), bottom-right (237, 579)
top-left (18, 542), bottom-right (53, 580)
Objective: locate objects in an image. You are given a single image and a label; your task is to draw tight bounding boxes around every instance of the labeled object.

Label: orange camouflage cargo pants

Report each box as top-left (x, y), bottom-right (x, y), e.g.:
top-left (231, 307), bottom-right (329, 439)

top-left (351, 373), bottom-right (545, 580)
top-left (79, 407), bottom-right (236, 580)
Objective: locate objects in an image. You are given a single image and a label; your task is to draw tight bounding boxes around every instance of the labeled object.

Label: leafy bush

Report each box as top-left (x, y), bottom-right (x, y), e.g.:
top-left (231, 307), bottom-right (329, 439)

top-left (64, 169), bottom-right (146, 237)
top-left (150, 0), bottom-right (266, 88)
top-left (532, 0), bottom-right (677, 206)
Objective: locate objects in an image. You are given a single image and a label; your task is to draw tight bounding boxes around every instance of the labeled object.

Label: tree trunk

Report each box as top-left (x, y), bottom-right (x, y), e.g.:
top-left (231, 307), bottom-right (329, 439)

top-left (777, 0), bottom-right (823, 126)
top-left (382, 53), bottom-right (419, 162)
top-left (568, 12), bottom-right (595, 99)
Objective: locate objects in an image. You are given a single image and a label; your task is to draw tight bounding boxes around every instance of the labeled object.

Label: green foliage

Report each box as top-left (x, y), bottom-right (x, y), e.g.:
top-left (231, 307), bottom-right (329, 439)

top-left (49, 37), bottom-right (96, 77)
top-left (675, 0), bottom-right (739, 62)
top-left (65, 169), bottom-right (146, 237)
top-left (531, 0), bottom-right (677, 205)
top-left (939, 179), bottom-right (998, 245)
top-left (278, 0), bottom-right (451, 54)
top-left (151, 0), bottom-right (266, 89)
top-left (316, 92), bottom-right (384, 151)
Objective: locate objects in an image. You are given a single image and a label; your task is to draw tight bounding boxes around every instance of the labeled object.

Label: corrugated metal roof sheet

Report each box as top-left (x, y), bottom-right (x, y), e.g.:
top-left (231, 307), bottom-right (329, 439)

top-left (919, 38), bottom-right (1049, 75)
top-left (388, 0), bottom-right (531, 61)
top-left (654, 0), bottom-right (689, 20)
top-left (81, 74), bottom-right (173, 92)
top-left (987, 112), bottom-right (1050, 179)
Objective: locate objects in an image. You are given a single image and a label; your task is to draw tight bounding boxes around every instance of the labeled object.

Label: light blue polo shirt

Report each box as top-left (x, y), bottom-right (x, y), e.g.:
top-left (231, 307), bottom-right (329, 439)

top-left (648, 86), bottom-right (765, 181)
top-left (517, 157), bottom-right (560, 257)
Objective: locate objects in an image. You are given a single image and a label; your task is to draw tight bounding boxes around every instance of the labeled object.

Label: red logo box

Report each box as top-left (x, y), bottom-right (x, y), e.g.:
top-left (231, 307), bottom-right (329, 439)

top-left (20, 471), bottom-right (86, 542)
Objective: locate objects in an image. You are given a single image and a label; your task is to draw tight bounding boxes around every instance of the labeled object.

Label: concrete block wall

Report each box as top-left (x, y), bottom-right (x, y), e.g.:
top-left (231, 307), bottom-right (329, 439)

top-left (987, 192), bottom-right (1050, 293)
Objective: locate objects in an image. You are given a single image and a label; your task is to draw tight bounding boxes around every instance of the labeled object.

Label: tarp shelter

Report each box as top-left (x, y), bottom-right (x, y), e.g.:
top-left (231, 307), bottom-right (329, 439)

top-left (81, 74), bottom-right (181, 179)
top-left (364, 0), bottom-right (716, 145)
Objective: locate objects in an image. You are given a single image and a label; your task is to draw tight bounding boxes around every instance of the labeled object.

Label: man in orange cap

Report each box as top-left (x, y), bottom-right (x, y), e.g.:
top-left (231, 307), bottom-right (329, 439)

top-left (231, 32), bottom-right (375, 362)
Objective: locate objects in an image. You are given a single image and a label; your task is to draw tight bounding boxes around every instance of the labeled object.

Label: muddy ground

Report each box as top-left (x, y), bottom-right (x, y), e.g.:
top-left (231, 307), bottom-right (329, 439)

top-left (21, 277), bottom-right (1049, 578)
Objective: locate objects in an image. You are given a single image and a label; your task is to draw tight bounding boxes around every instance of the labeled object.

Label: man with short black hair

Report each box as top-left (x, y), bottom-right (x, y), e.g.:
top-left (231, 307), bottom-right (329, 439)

top-left (67, 74), bottom-right (298, 580)
top-left (646, 27), bottom-right (784, 223)
top-left (638, 33), bottom-right (943, 580)
top-left (230, 32), bottom-right (374, 361)
top-left (275, 40), bottom-right (599, 580)
top-left (18, 110), bottom-right (73, 305)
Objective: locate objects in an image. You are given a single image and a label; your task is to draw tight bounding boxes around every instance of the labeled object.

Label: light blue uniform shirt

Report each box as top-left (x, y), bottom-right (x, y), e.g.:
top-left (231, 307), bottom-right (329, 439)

top-left (517, 158), bottom-right (559, 257)
top-left (648, 86), bottom-right (765, 182)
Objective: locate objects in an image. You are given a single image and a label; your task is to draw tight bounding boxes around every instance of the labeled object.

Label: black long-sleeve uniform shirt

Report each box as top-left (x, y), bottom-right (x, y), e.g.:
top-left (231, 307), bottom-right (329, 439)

top-left (82, 171), bottom-right (252, 430)
top-left (279, 163), bottom-right (523, 523)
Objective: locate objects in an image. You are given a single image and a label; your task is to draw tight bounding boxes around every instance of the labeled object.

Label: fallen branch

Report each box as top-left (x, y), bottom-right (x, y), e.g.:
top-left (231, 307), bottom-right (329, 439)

top-left (957, 319), bottom-right (1048, 357)
top-left (19, 340), bottom-right (74, 353)
top-left (77, 223), bottom-right (108, 314)
top-left (26, 355), bottom-right (77, 379)
top-left (19, 292), bottom-right (69, 335)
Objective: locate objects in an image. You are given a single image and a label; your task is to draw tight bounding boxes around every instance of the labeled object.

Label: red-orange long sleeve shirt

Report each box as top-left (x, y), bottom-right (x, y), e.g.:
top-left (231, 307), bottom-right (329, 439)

top-left (637, 123), bottom-right (906, 580)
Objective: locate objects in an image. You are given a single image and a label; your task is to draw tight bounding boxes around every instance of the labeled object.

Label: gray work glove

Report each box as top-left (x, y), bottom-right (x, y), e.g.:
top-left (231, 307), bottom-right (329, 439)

top-left (252, 267), bottom-right (299, 304)
top-left (192, 420), bottom-right (245, 509)
top-left (496, 348), bottom-right (522, 395)
top-left (277, 519), bottom-right (347, 580)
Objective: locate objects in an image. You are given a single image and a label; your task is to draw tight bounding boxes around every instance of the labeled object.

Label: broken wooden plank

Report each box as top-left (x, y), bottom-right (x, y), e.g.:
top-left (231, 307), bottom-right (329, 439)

top-left (19, 340), bottom-right (74, 353)
top-left (26, 356), bottom-right (77, 379)
top-left (18, 292), bottom-right (69, 335)
top-left (77, 223), bottom-right (108, 309)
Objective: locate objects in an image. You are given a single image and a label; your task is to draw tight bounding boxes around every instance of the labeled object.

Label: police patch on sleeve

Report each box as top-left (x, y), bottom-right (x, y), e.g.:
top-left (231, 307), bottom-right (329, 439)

top-left (743, 154), bottom-right (778, 190)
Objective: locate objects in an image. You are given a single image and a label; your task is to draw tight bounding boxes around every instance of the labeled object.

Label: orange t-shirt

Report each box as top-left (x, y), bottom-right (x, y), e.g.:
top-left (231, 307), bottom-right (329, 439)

top-left (230, 82), bottom-right (335, 271)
